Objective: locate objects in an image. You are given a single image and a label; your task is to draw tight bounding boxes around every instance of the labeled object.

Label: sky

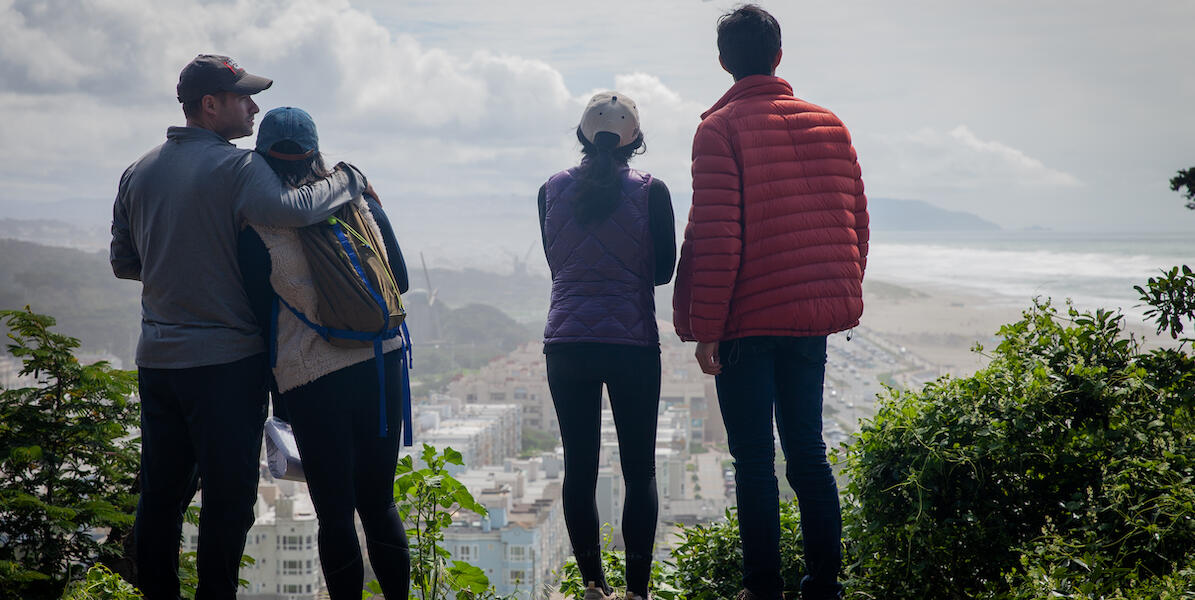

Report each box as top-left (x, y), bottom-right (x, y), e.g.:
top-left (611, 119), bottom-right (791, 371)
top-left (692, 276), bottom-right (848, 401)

top-left (1, 0), bottom-right (1192, 268)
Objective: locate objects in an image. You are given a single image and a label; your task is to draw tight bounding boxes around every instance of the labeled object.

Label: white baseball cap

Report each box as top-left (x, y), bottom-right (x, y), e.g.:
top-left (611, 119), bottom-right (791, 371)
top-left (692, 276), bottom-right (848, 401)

top-left (579, 92), bottom-right (640, 148)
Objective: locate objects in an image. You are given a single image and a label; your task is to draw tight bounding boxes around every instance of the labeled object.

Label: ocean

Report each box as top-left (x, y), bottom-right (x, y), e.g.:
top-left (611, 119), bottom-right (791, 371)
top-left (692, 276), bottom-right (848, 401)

top-left (868, 230), bottom-right (1194, 322)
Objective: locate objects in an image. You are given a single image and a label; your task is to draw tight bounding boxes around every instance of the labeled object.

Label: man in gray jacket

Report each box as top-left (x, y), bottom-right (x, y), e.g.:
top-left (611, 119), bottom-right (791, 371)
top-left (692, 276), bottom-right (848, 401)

top-left (110, 54), bottom-right (367, 600)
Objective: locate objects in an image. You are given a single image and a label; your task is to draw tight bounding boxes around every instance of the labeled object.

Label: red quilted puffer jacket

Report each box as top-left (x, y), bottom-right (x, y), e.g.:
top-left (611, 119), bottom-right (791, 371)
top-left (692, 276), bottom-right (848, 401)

top-left (674, 75), bottom-right (868, 343)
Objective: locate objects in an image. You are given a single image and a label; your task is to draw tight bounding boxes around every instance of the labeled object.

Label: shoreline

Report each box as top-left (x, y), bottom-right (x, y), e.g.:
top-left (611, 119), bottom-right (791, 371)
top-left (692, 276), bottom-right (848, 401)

top-left (862, 278), bottom-right (1165, 378)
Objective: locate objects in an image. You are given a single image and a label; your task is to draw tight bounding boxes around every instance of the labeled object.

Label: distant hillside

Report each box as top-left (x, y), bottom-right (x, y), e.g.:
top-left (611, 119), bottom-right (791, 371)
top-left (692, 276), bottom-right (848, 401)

top-left (868, 198), bottom-right (1000, 231)
top-left (0, 238), bottom-right (543, 372)
top-left (0, 239), bottom-right (141, 367)
top-left (414, 266), bottom-right (550, 324)
top-left (0, 218), bottom-right (110, 251)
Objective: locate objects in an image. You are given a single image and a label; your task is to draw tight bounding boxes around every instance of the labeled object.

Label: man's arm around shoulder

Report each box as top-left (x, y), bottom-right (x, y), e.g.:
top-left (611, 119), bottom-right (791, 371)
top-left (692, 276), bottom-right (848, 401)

top-left (235, 152), bottom-right (366, 228)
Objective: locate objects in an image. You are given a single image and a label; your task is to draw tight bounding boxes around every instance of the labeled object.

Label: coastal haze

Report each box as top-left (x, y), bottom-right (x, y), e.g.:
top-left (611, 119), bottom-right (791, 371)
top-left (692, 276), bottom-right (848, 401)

top-left (1, 1), bottom-right (1193, 598)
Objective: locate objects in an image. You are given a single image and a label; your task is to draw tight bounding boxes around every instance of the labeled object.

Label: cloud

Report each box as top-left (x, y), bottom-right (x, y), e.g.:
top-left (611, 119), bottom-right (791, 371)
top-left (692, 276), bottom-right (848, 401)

top-left (872, 125), bottom-right (1083, 192)
top-left (944, 126), bottom-right (1082, 187)
top-left (0, 0), bottom-right (707, 210)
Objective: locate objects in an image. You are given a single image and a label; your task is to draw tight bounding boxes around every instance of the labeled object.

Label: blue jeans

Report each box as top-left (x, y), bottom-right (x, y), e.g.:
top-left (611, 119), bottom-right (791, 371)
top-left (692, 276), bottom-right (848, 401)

top-left (715, 336), bottom-right (843, 600)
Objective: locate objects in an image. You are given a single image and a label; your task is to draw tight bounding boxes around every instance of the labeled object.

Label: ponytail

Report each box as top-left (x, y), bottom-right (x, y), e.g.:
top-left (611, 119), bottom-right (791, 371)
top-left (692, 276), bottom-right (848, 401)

top-left (572, 127), bottom-right (645, 225)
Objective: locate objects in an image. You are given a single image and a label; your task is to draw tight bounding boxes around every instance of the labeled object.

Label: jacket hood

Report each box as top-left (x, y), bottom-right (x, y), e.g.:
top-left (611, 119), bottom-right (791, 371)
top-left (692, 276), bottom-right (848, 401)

top-left (701, 75), bottom-right (794, 119)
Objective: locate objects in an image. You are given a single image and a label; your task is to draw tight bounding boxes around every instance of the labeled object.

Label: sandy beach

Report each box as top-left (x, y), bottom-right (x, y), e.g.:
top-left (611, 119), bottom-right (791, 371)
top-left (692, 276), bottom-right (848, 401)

top-left (860, 278), bottom-right (1166, 379)
top-left (860, 279), bottom-right (1025, 377)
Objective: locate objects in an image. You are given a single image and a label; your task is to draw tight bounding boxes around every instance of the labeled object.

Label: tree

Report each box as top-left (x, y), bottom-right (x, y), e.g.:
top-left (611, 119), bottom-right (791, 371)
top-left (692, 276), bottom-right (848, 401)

top-left (1170, 167), bottom-right (1195, 210)
top-left (0, 307), bottom-right (140, 600)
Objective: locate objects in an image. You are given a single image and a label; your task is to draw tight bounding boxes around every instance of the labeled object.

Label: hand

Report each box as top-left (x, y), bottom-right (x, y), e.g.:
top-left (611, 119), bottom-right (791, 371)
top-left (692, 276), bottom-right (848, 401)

top-left (333, 162), bottom-right (380, 205)
top-left (695, 341), bottom-right (722, 375)
top-left (363, 181), bottom-right (380, 205)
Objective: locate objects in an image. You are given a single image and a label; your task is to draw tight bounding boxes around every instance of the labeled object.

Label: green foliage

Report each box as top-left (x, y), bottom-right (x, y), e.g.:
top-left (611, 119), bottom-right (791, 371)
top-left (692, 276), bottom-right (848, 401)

top-left (59, 564), bottom-right (142, 600)
top-left (1004, 533), bottom-right (1195, 599)
top-left (671, 504), bottom-right (805, 599)
top-left (553, 526), bottom-right (682, 600)
top-left (553, 505), bottom-right (803, 600)
top-left (839, 298), bottom-right (1195, 599)
top-left (393, 444), bottom-right (514, 600)
top-left (1170, 167), bottom-right (1195, 210)
top-left (177, 548), bottom-right (253, 600)
top-left (0, 307), bottom-right (140, 600)
top-left (1136, 264), bottom-right (1195, 341)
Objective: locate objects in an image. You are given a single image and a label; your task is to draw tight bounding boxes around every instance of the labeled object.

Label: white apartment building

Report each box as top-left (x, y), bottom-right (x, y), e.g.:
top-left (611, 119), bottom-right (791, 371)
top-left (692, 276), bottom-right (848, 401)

top-left (405, 397), bottom-right (521, 471)
top-left (183, 481), bottom-right (322, 600)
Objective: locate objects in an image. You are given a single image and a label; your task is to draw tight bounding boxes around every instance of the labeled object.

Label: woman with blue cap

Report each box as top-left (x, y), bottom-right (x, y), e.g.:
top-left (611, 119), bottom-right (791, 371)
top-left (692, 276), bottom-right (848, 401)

top-left (538, 92), bottom-right (677, 600)
top-left (238, 106), bottom-right (411, 600)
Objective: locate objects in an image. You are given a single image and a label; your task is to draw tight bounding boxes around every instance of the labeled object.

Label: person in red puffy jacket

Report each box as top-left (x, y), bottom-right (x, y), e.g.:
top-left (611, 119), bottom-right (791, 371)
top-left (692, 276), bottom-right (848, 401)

top-left (673, 5), bottom-right (868, 600)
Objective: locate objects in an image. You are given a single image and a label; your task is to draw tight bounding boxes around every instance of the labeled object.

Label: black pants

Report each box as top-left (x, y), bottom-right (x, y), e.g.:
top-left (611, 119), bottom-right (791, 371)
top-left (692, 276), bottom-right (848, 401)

top-left (135, 353), bottom-right (269, 600)
top-left (279, 351), bottom-right (410, 600)
top-left (546, 343), bottom-right (661, 597)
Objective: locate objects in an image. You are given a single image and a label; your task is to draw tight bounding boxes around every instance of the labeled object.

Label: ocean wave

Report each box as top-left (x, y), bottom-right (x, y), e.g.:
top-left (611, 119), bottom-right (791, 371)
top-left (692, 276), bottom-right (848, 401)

top-left (868, 241), bottom-right (1191, 320)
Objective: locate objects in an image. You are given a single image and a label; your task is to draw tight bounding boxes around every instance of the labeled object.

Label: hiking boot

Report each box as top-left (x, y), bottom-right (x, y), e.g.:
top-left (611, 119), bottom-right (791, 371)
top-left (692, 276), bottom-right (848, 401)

top-left (735, 590), bottom-right (761, 600)
top-left (582, 581), bottom-right (613, 600)
top-left (625, 593), bottom-right (649, 600)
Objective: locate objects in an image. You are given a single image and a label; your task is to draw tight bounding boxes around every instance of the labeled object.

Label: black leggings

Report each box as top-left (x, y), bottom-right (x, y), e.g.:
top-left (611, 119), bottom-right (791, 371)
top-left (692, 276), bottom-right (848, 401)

top-left (279, 351), bottom-right (410, 600)
top-left (546, 343), bottom-right (661, 597)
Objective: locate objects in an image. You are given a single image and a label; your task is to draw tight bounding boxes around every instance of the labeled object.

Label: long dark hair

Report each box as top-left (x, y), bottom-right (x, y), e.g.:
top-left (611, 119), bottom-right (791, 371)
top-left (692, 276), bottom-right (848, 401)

top-left (261, 140), bottom-right (331, 188)
top-left (572, 127), bottom-right (645, 225)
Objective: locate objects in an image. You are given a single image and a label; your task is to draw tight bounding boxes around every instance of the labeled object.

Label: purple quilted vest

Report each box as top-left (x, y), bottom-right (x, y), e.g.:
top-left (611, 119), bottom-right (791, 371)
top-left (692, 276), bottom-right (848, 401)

top-left (543, 166), bottom-right (657, 347)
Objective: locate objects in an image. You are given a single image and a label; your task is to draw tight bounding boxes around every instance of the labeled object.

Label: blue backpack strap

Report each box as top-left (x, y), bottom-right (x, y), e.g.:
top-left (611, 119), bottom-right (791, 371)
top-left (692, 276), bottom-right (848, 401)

top-left (278, 296), bottom-right (332, 341)
top-left (400, 321), bottom-right (413, 447)
top-left (331, 223), bottom-right (390, 326)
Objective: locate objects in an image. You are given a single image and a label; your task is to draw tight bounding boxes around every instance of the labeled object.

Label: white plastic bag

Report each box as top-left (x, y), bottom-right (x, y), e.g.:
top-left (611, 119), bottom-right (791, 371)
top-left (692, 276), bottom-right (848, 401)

top-left (264, 416), bottom-right (305, 481)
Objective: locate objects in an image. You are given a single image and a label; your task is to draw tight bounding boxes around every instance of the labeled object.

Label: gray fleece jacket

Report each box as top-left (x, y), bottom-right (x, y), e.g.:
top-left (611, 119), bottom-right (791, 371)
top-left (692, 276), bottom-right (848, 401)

top-left (110, 126), bottom-right (365, 369)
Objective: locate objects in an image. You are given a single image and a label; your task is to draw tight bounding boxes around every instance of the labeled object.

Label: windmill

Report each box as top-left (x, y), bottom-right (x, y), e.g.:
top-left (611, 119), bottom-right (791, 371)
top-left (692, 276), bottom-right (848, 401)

top-left (409, 252), bottom-right (444, 344)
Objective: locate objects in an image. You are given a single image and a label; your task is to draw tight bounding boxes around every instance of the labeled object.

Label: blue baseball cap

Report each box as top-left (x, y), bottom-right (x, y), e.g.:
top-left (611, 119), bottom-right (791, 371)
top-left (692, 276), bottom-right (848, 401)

top-left (255, 107), bottom-right (319, 160)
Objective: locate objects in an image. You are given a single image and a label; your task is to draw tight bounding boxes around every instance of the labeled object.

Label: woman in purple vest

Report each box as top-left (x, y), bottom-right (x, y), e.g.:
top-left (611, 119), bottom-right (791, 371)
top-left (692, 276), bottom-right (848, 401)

top-left (538, 92), bottom-right (676, 600)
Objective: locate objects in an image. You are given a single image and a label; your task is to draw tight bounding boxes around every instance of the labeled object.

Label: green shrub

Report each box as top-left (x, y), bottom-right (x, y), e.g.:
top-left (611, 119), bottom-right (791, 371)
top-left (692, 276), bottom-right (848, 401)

top-left (553, 503), bottom-right (805, 600)
top-left (554, 539), bottom-right (682, 600)
top-left (670, 503), bottom-right (806, 599)
top-left (839, 299), bottom-right (1195, 598)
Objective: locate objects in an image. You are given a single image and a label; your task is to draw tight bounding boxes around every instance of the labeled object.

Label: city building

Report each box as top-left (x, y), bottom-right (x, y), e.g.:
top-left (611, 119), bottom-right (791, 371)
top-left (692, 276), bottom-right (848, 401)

top-left (446, 344), bottom-right (556, 434)
top-left (405, 396), bottom-right (521, 472)
top-left (444, 457), bottom-right (570, 599)
top-left (183, 480), bottom-right (322, 600)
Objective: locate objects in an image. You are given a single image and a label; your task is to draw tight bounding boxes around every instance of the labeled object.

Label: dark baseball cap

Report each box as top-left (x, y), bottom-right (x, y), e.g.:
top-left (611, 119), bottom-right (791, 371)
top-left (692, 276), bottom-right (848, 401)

top-left (176, 54), bottom-right (273, 103)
